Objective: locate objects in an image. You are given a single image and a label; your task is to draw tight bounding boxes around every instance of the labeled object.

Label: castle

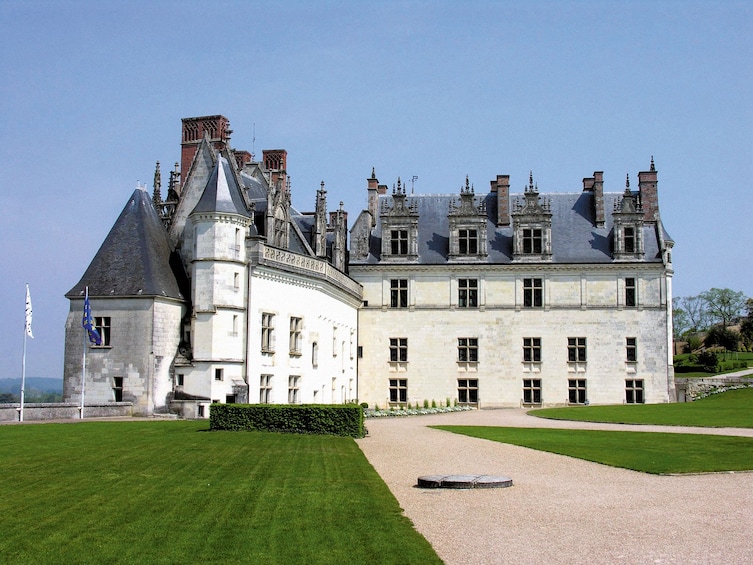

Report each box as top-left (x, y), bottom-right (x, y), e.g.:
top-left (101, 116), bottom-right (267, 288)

top-left (64, 115), bottom-right (675, 416)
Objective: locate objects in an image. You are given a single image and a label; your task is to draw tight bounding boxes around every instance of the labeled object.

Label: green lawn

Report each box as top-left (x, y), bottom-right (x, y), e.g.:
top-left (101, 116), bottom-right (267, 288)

top-left (431, 425), bottom-right (753, 474)
top-left (529, 387), bottom-right (753, 427)
top-left (0, 421), bottom-right (440, 565)
top-left (433, 388), bottom-right (753, 474)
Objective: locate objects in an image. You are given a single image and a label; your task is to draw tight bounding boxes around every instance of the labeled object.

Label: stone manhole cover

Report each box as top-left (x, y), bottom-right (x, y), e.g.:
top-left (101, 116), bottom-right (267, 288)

top-left (417, 474), bottom-right (513, 489)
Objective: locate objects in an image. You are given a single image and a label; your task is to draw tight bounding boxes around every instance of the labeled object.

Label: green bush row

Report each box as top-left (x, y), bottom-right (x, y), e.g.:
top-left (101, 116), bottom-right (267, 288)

top-left (209, 403), bottom-right (365, 438)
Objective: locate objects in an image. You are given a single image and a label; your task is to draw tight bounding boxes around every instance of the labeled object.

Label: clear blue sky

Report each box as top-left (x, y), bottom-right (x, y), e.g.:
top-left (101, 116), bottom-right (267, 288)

top-left (1, 0), bottom-right (751, 380)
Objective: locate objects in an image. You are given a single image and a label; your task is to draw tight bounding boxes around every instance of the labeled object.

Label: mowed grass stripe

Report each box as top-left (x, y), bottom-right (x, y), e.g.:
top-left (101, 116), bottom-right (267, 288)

top-left (0, 421), bottom-right (441, 565)
top-left (432, 425), bottom-right (753, 474)
top-left (529, 387), bottom-right (753, 427)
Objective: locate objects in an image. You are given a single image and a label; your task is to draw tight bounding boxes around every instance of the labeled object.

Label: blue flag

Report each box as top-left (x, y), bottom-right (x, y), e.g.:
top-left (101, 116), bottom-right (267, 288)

top-left (82, 290), bottom-right (102, 346)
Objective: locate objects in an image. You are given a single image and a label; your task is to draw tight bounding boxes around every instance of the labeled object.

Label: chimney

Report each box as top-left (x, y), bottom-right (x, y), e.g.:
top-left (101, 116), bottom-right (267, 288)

top-left (491, 174), bottom-right (510, 226)
top-left (180, 115), bottom-right (231, 187)
top-left (638, 157), bottom-right (658, 222)
top-left (593, 171), bottom-right (605, 227)
top-left (262, 149), bottom-right (287, 172)
top-left (234, 150), bottom-right (252, 170)
top-left (263, 149), bottom-right (288, 192)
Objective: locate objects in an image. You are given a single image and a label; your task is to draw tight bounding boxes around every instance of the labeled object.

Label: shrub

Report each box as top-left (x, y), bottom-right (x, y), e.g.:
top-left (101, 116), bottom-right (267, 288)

top-left (209, 404), bottom-right (365, 438)
top-left (431, 399), bottom-right (437, 408)
top-left (697, 350), bottom-right (720, 372)
top-left (423, 399), bottom-right (429, 408)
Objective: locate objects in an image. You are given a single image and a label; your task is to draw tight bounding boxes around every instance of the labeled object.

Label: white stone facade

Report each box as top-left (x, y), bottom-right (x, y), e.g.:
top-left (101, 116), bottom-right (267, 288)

top-left (63, 297), bottom-right (184, 415)
top-left (353, 264), bottom-right (673, 408)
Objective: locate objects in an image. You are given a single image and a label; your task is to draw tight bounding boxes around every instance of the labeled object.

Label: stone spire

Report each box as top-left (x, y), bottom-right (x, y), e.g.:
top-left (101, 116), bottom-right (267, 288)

top-left (152, 161), bottom-right (162, 210)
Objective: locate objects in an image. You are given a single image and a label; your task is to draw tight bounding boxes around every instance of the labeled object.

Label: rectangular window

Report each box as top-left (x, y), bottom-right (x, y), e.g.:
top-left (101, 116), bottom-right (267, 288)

top-left (625, 277), bottom-right (636, 307)
top-left (215, 368), bottom-right (223, 381)
top-left (390, 279), bottom-right (408, 308)
top-left (113, 377), bottom-right (123, 402)
top-left (390, 229), bottom-right (408, 255)
top-left (458, 229), bottom-right (478, 254)
top-left (288, 376), bottom-right (300, 404)
top-left (260, 375), bottom-right (272, 404)
top-left (94, 316), bottom-right (111, 346)
top-left (289, 317), bottom-right (302, 355)
top-left (458, 338), bottom-right (478, 362)
top-left (626, 337), bottom-right (637, 362)
top-left (457, 379), bottom-right (479, 404)
top-left (624, 227), bottom-right (635, 253)
top-left (176, 374), bottom-right (184, 387)
top-left (261, 313), bottom-right (275, 353)
top-left (523, 378), bottom-right (542, 404)
top-left (458, 278), bottom-right (478, 308)
top-left (523, 278), bottom-right (543, 308)
top-left (389, 379), bottom-right (407, 403)
top-left (523, 337), bottom-right (542, 362)
top-left (626, 379), bottom-right (644, 404)
top-left (522, 228), bottom-right (543, 254)
top-left (568, 379), bottom-right (587, 404)
top-left (389, 338), bottom-right (408, 362)
top-left (233, 272), bottom-right (240, 289)
top-left (567, 337), bottom-right (587, 362)
top-left (232, 315), bottom-right (238, 336)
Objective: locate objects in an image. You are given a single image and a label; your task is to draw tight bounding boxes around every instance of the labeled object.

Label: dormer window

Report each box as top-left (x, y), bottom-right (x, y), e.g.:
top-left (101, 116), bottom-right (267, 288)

top-left (612, 175), bottom-right (644, 261)
top-left (458, 229), bottom-right (478, 254)
top-left (448, 176), bottom-right (487, 261)
top-left (522, 228), bottom-right (543, 254)
top-left (624, 227), bottom-right (636, 253)
top-left (391, 229), bottom-right (409, 255)
top-left (380, 178), bottom-right (419, 262)
top-left (512, 173), bottom-right (552, 262)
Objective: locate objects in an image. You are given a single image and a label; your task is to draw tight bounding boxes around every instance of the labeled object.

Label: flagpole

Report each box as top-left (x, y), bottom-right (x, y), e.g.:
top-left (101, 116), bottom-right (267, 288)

top-left (81, 287), bottom-right (88, 419)
top-left (20, 283), bottom-right (33, 423)
top-left (20, 320), bottom-right (27, 423)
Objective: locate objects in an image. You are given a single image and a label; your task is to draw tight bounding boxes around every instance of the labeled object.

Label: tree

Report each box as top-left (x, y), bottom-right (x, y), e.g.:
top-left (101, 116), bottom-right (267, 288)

top-left (672, 297), bottom-right (690, 337)
top-left (700, 288), bottom-right (748, 328)
top-left (679, 295), bottom-right (711, 332)
top-left (704, 326), bottom-right (740, 351)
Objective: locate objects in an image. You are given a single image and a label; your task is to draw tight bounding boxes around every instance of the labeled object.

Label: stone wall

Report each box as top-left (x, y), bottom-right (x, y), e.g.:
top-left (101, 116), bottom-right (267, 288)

top-left (675, 376), bottom-right (753, 402)
top-left (0, 402), bottom-right (133, 422)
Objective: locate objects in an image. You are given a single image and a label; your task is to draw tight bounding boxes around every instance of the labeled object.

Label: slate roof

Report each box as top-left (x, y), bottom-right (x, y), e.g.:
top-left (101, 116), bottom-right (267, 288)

top-left (66, 188), bottom-right (187, 299)
top-left (191, 155), bottom-right (249, 216)
top-left (354, 191), bottom-right (665, 265)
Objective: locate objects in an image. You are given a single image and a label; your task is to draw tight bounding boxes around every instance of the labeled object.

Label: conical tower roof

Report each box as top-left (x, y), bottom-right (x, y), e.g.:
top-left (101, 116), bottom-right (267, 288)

top-left (66, 187), bottom-right (186, 299)
top-left (191, 154), bottom-right (248, 216)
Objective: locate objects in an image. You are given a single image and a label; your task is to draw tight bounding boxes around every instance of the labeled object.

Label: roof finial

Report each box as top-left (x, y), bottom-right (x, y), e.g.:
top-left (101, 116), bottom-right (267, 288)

top-left (152, 161), bottom-right (162, 208)
top-left (626, 173), bottom-right (630, 189)
top-left (371, 167), bottom-right (376, 179)
top-left (650, 155), bottom-right (655, 171)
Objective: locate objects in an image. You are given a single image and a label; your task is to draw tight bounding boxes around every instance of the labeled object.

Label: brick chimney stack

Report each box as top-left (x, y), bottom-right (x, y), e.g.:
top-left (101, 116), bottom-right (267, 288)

top-left (263, 149), bottom-right (288, 193)
top-left (234, 150), bottom-right (252, 170)
top-left (593, 171), bottom-right (605, 227)
top-left (582, 172), bottom-right (605, 227)
top-left (638, 157), bottom-right (658, 222)
top-left (490, 174), bottom-right (510, 226)
top-left (180, 115), bottom-right (231, 187)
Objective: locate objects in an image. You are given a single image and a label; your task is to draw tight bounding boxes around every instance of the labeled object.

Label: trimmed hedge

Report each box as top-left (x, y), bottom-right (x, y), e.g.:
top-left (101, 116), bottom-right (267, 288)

top-left (209, 403), bottom-right (365, 438)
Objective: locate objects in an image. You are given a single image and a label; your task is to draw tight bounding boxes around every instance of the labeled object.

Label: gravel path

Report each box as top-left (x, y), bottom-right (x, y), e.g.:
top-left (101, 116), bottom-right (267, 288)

top-left (356, 409), bottom-right (753, 565)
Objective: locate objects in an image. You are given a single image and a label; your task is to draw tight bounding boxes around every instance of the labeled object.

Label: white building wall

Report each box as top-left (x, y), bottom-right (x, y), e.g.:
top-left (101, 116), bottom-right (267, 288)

top-left (63, 297), bottom-right (183, 415)
top-left (246, 265), bottom-right (359, 406)
top-left (354, 265), bottom-right (672, 408)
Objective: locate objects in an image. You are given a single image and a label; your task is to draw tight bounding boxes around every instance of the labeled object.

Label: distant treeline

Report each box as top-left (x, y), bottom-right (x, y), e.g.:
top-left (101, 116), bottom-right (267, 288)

top-left (0, 378), bottom-right (63, 403)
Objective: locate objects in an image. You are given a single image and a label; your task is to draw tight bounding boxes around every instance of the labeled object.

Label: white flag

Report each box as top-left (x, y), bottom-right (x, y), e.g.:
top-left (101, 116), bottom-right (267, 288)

top-left (25, 284), bottom-right (33, 339)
